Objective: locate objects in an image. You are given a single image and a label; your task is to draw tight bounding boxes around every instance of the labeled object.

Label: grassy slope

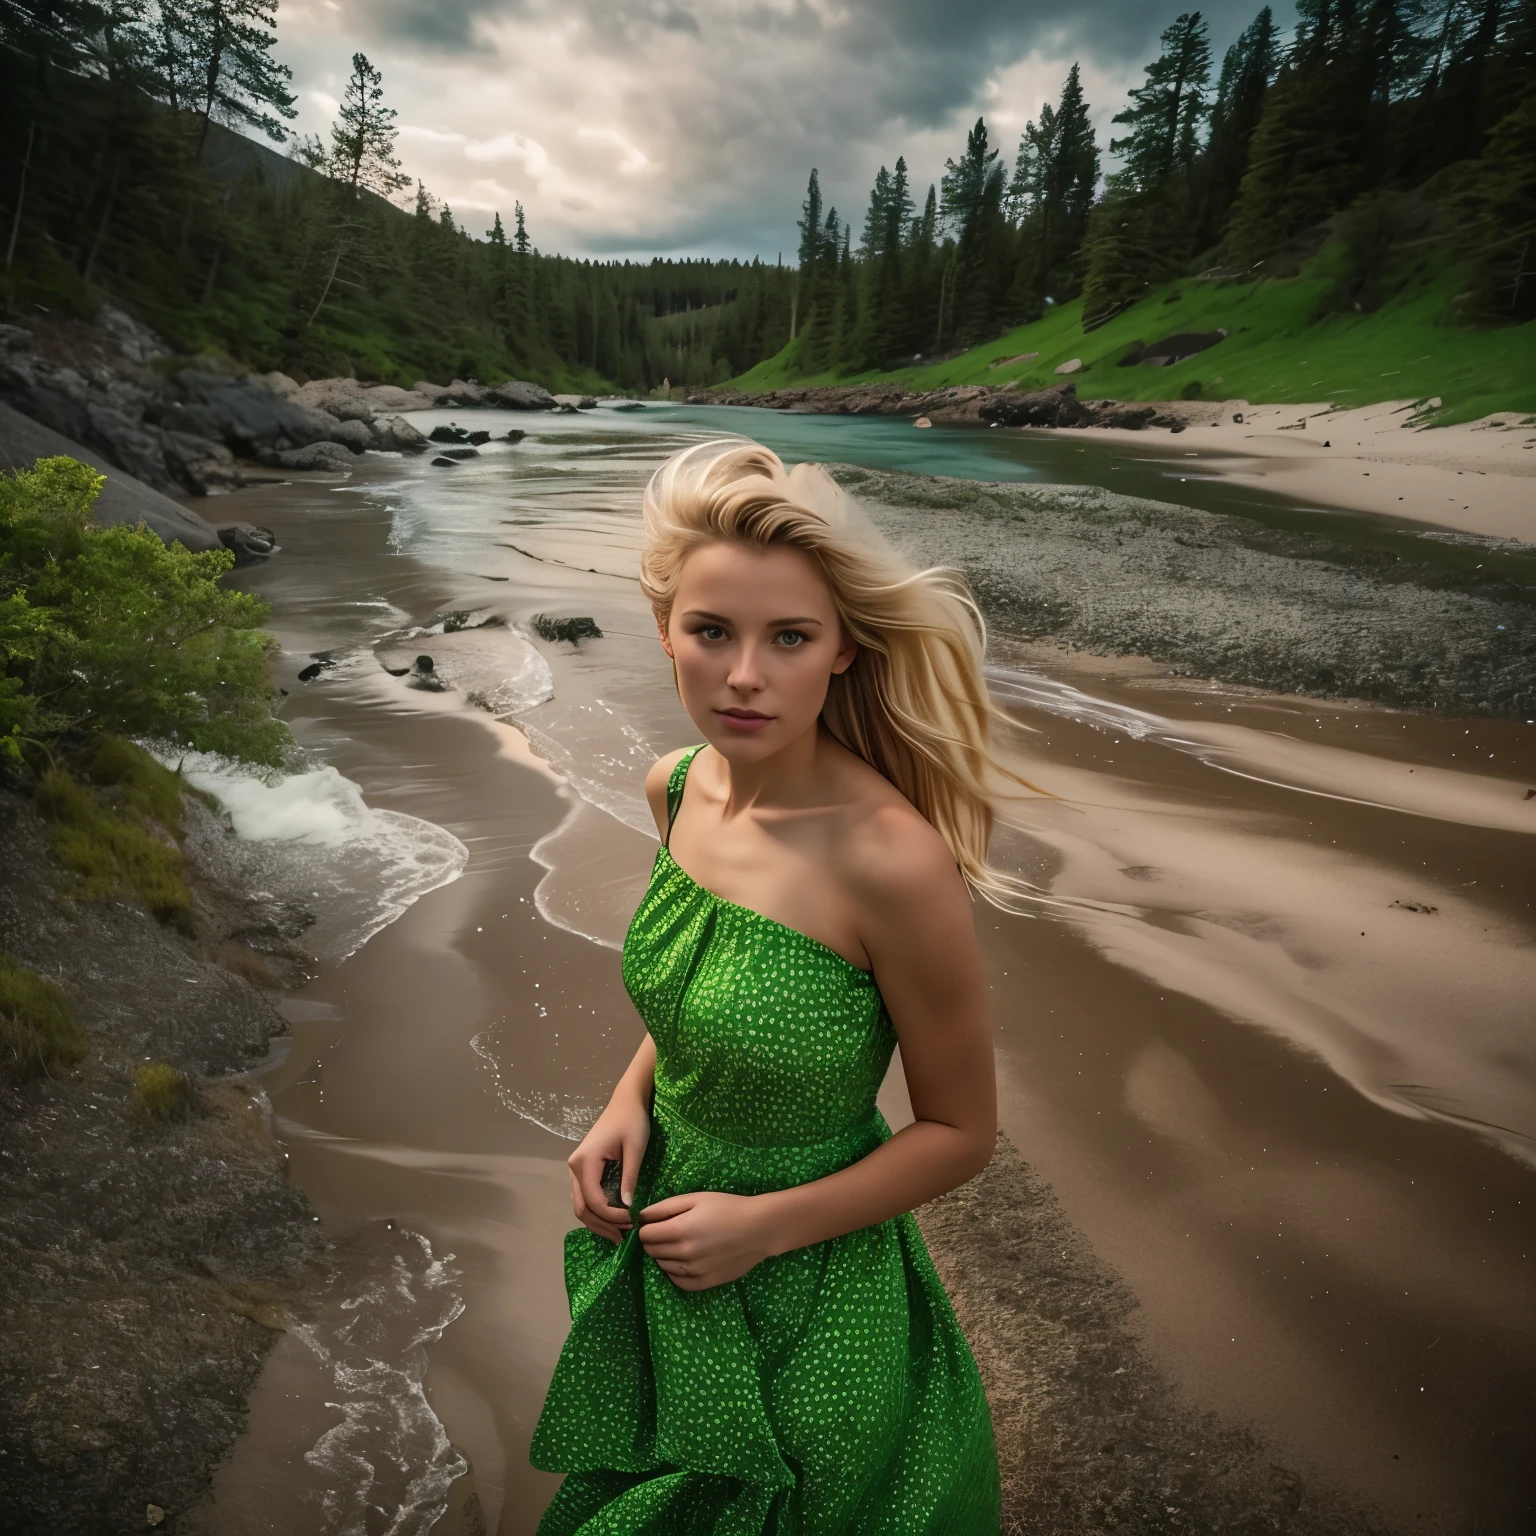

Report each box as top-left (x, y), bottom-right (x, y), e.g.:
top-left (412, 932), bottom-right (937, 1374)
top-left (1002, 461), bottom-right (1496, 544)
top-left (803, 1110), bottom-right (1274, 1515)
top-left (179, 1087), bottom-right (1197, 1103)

top-left (729, 251), bottom-right (1536, 427)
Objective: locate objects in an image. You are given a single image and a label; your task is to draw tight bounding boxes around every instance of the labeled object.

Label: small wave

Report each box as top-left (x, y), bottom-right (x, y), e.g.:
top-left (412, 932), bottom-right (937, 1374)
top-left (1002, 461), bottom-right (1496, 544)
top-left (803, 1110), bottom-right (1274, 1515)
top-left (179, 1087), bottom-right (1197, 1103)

top-left (470, 1027), bottom-right (601, 1141)
top-left (295, 1232), bottom-right (467, 1536)
top-left (159, 749), bottom-right (469, 959)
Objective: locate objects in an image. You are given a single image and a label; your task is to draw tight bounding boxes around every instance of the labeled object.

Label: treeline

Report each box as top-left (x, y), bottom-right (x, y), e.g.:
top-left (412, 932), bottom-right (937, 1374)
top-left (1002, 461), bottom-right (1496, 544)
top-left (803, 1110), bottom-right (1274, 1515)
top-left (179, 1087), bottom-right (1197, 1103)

top-left (786, 0), bottom-right (1536, 377)
top-left (0, 3), bottom-right (795, 388)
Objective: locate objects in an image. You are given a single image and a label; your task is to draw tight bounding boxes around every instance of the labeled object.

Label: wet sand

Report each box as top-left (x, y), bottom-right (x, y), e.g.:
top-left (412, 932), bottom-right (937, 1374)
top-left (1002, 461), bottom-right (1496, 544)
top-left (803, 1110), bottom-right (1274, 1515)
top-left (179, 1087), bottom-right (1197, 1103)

top-left (191, 435), bottom-right (1535, 1535)
top-left (1032, 398), bottom-right (1536, 541)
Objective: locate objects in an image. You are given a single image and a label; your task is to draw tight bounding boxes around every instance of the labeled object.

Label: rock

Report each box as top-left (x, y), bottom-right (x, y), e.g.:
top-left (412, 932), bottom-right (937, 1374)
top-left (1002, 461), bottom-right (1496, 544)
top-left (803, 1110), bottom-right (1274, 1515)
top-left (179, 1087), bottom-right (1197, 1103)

top-left (555, 402), bottom-right (580, 414)
top-left (1090, 403), bottom-right (1158, 430)
top-left (324, 418), bottom-right (373, 453)
top-left (146, 1504), bottom-right (166, 1527)
top-left (466, 430), bottom-right (492, 445)
top-left (504, 428), bottom-right (527, 443)
top-left (484, 379), bottom-right (556, 411)
top-left (165, 430), bottom-right (241, 493)
top-left (378, 416), bottom-right (430, 453)
top-left (429, 424), bottom-right (471, 443)
top-left (411, 380), bottom-right (450, 403)
top-left (273, 441), bottom-right (354, 471)
top-left (216, 522), bottom-right (278, 562)
top-left (163, 370), bottom-right (347, 455)
top-left (443, 378), bottom-right (487, 407)
top-left (914, 416), bottom-right (933, 429)
top-left (96, 302), bottom-right (170, 365)
top-left (978, 383), bottom-right (1092, 429)
top-left (430, 455), bottom-right (462, 467)
top-left (532, 614), bottom-right (603, 644)
top-left (611, 401), bottom-right (646, 412)
top-left (1129, 330), bottom-right (1228, 367)
top-left (289, 378), bottom-right (378, 422)
top-left (436, 446), bottom-right (479, 460)
top-left (1233, 412), bottom-right (1244, 424)
top-left (0, 400), bottom-right (224, 552)
top-left (296, 662), bottom-right (322, 681)
top-left (1054, 358), bottom-right (1084, 375)
top-left (257, 371), bottom-right (300, 398)
top-left (85, 402), bottom-right (176, 487)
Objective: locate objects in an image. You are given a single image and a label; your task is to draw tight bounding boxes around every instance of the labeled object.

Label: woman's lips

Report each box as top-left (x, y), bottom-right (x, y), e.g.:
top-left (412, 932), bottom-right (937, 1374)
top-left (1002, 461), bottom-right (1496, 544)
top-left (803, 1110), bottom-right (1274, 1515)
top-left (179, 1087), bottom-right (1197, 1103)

top-left (715, 708), bottom-right (774, 732)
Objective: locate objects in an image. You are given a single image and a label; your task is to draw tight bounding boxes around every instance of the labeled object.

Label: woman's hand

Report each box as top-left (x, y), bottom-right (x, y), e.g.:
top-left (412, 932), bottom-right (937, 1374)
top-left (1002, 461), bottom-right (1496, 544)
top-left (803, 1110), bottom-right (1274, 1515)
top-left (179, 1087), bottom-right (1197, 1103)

top-left (636, 1191), bottom-right (776, 1290)
top-left (567, 1090), bottom-right (651, 1245)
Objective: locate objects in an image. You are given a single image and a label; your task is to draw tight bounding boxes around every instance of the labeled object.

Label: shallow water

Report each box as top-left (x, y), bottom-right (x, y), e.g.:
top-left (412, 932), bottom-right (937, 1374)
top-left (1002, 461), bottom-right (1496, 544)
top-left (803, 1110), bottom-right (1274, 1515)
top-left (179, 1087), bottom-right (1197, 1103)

top-left (194, 407), bottom-right (1535, 1535)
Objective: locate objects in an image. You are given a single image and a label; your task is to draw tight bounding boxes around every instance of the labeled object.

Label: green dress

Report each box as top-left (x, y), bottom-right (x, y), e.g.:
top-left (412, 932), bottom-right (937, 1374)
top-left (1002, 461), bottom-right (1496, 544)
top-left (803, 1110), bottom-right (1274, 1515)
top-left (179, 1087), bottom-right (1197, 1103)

top-left (531, 747), bottom-right (1001, 1534)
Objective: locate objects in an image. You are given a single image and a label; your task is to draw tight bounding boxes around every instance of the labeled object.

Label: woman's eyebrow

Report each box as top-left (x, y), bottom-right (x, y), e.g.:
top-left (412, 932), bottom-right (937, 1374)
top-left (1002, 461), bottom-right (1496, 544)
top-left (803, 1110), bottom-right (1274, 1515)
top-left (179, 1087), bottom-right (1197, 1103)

top-left (680, 609), bottom-right (824, 627)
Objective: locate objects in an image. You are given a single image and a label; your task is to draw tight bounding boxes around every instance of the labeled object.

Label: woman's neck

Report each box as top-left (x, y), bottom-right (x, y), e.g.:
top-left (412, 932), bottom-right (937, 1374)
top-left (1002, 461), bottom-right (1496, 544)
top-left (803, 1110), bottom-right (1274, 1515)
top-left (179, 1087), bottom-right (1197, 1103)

top-left (716, 724), bottom-right (829, 818)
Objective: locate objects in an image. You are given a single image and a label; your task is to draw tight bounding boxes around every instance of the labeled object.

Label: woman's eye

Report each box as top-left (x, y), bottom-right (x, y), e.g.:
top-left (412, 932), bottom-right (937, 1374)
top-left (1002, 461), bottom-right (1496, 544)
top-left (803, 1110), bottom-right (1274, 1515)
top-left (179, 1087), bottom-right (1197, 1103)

top-left (699, 625), bottom-right (727, 642)
top-left (775, 630), bottom-right (807, 647)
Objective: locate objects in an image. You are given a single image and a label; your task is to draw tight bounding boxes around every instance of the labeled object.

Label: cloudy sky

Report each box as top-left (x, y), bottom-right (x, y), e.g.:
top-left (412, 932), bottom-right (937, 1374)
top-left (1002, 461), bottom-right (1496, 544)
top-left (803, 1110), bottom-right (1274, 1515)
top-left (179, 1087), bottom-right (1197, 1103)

top-left (273, 0), bottom-right (1294, 262)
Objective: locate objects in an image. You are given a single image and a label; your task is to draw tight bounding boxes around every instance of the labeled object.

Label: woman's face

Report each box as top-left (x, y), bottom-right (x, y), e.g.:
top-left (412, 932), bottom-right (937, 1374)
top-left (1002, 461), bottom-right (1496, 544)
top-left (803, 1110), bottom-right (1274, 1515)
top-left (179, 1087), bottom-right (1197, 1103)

top-left (658, 540), bottom-right (855, 764)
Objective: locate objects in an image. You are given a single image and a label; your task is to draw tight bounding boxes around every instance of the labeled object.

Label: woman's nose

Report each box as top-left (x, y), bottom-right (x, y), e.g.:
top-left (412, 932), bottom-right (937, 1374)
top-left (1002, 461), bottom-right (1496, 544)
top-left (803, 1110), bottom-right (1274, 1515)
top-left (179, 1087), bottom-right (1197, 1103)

top-left (726, 643), bottom-right (765, 692)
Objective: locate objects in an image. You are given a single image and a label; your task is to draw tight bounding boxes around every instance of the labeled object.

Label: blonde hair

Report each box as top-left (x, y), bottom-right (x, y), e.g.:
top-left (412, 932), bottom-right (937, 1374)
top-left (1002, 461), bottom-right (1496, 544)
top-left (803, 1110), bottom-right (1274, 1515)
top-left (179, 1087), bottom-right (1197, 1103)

top-left (640, 438), bottom-right (1045, 907)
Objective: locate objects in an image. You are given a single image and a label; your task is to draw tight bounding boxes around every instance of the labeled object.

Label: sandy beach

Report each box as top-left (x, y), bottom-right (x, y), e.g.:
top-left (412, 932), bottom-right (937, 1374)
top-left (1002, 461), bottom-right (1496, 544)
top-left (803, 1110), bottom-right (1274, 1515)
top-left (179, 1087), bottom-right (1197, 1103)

top-left (1041, 398), bottom-right (1536, 542)
top-left (154, 409), bottom-right (1535, 1536)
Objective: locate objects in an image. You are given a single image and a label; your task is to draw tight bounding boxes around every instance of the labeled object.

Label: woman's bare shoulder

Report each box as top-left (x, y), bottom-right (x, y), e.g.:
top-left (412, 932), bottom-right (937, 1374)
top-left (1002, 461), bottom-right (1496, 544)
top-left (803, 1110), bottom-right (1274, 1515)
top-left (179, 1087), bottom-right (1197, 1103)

top-left (827, 753), bottom-right (963, 910)
top-left (644, 745), bottom-right (698, 838)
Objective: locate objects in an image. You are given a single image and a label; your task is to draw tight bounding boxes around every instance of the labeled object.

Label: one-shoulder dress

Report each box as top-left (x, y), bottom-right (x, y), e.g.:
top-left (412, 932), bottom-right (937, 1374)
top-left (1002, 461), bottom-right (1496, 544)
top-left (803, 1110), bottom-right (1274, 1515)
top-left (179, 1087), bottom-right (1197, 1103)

top-left (531, 747), bottom-right (1001, 1533)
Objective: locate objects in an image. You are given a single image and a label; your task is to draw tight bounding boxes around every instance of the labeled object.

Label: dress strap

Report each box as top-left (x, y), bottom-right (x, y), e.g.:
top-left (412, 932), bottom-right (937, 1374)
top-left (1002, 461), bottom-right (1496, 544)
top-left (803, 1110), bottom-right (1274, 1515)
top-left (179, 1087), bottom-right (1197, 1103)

top-left (664, 746), bottom-right (704, 848)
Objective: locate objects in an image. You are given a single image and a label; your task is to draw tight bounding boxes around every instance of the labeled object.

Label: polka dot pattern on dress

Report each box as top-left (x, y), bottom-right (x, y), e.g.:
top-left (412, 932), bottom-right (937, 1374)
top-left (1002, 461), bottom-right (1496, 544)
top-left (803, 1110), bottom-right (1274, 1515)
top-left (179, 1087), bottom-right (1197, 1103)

top-left (530, 747), bottom-right (1001, 1533)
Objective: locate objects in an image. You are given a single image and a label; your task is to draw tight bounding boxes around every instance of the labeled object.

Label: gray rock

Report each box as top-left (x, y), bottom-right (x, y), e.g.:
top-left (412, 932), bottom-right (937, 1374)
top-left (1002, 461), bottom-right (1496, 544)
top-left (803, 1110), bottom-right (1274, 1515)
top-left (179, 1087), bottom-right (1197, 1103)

top-left (257, 370), bottom-right (300, 398)
top-left (84, 402), bottom-right (173, 487)
top-left (274, 440), bottom-right (354, 471)
top-left (978, 383), bottom-right (1093, 429)
top-left (443, 378), bottom-right (487, 406)
top-left (436, 446), bottom-right (479, 460)
top-left (290, 378), bottom-right (377, 422)
top-left (216, 522), bottom-right (279, 561)
top-left (165, 369), bottom-right (347, 454)
top-left (95, 302), bottom-right (171, 365)
top-left (484, 379), bottom-right (556, 410)
top-left (378, 415), bottom-right (430, 453)
top-left (324, 418), bottom-right (373, 453)
top-left (0, 400), bottom-right (223, 551)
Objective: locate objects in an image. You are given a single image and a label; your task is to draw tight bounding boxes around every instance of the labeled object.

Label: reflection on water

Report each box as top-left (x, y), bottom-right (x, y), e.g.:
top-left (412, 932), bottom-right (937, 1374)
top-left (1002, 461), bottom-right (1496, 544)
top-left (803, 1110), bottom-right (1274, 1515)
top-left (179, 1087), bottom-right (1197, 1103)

top-left (210, 404), bottom-right (1534, 1534)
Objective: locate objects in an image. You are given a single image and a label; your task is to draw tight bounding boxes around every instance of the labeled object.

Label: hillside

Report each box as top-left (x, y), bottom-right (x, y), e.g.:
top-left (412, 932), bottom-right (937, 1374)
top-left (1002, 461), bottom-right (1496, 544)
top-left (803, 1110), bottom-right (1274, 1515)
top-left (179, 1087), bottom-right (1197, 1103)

top-left (730, 244), bottom-right (1536, 428)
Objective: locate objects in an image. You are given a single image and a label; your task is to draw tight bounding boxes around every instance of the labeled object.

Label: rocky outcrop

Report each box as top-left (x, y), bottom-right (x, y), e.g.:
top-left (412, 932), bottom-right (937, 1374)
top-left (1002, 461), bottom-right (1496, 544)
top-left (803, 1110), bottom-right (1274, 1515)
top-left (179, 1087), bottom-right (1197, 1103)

top-left (0, 309), bottom-right (558, 508)
top-left (685, 379), bottom-right (1181, 433)
top-left (0, 400), bottom-right (225, 553)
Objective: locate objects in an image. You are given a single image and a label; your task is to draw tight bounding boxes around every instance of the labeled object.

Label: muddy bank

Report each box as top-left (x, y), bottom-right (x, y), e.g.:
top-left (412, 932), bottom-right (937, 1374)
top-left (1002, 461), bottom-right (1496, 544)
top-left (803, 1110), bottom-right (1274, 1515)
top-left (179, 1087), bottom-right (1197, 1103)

top-left (922, 1136), bottom-right (1386, 1536)
top-left (0, 791), bottom-right (327, 1533)
top-left (833, 465), bottom-right (1535, 718)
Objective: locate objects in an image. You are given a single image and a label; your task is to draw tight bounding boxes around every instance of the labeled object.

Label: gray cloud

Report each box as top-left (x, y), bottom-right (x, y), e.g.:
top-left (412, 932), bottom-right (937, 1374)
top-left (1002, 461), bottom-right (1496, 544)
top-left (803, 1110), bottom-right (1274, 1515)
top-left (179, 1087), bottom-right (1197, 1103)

top-left (276, 1), bottom-right (1294, 259)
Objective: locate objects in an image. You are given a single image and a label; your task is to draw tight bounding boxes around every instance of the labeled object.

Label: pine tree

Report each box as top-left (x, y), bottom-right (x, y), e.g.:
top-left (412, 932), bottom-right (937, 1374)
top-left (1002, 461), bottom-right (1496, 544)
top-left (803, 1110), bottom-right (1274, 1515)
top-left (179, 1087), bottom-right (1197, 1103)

top-left (1012, 62), bottom-right (1099, 308)
top-left (1109, 12), bottom-right (1213, 193)
top-left (1196, 6), bottom-right (1280, 248)
top-left (513, 201), bottom-right (531, 254)
top-left (180, 0), bottom-right (296, 157)
top-left (329, 51), bottom-right (409, 199)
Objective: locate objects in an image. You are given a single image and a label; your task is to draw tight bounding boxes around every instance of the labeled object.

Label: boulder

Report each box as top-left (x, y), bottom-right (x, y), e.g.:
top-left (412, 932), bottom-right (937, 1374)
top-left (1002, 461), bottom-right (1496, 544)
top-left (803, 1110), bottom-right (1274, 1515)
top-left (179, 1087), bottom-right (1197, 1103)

top-left (977, 383), bottom-right (1093, 429)
top-left (290, 378), bottom-right (377, 422)
top-left (163, 369), bottom-right (347, 454)
top-left (411, 380), bottom-right (450, 404)
top-left (273, 440), bottom-right (355, 471)
top-left (96, 302), bottom-right (170, 365)
top-left (1054, 358), bottom-right (1084, 375)
top-left (443, 378), bottom-right (488, 407)
top-left (430, 455), bottom-right (462, 468)
top-left (257, 371), bottom-right (300, 399)
top-left (324, 418), bottom-right (374, 453)
top-left (0, 400), bottom-right (223, 552)
top-left (378, 416), bottom-right (430, 453)
top-left (164, 430), bottom-right (240, 493)
top-left (436, 446), bottom-right (479, 460)
top-left (429, 424), bottom-right (471, 443)
top-left (216, 522), bottom-right (279, 562)
top-left (466, 430), bottom-right (492, 445)
top-left (360, 382), bottom-right (441, 412)
top-left (484, 379), bottom-right (556, 410)
top-left (504, 428), bottom-right (527, 443)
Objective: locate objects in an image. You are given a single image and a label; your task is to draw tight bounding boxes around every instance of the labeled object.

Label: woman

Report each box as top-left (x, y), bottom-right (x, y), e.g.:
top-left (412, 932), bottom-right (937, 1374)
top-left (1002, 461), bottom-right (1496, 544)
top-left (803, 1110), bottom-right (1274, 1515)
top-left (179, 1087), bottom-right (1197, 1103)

top-left (531, 440), bottom-right (1025, 1533)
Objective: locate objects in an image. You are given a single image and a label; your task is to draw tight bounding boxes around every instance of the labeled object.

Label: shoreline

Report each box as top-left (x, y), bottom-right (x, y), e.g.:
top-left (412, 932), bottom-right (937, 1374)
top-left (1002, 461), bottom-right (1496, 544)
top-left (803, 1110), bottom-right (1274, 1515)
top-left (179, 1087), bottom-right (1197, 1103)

top-left (684, 383), bottom-right (1536, 545)
top-left (0, 791), bottom-right (327, 1531)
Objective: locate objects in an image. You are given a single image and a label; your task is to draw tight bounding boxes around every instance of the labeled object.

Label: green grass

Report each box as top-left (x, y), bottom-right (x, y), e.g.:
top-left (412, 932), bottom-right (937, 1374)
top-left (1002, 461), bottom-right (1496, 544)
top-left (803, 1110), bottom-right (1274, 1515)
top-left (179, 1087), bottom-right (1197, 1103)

top-left (134, 1062), bottom-right (196, 1120)
top-left (0, 954), bottom-right (85, 1082)
top-left (35, 740), bottom-right (192, 923)
top-left (730, 252), bottom-right (1536, 427)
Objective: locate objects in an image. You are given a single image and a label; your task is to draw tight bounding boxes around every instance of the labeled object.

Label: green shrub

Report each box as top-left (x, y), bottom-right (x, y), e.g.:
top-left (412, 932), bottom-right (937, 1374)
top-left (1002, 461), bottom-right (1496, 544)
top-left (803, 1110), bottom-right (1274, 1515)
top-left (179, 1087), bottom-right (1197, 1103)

top-left (134, 1062), bottom-right (196, 1120)
top-left (0, 456), bottom-right (291, 770)
top-left (1179, 379), bottom-right (1204, 400)
top-left (0, 954), bottom-right (85, 1081)
top-left (36, 766), bottom-right (191, 921)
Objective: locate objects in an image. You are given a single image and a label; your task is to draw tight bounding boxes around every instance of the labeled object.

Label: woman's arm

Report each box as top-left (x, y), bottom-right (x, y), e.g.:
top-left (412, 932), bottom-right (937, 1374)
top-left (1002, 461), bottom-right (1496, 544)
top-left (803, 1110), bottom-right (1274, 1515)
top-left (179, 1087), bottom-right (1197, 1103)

top-left (567, 1032), bottom-right (656, 1243)
top-left (637, 810), bottom-right (996, 1288)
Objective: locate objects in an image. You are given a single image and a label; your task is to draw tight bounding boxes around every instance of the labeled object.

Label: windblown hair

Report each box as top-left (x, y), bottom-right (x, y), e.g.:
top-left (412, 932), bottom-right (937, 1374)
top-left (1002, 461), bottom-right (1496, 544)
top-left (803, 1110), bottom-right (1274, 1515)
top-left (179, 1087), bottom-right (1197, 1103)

top-left (640, 438), bottom-right (1045, 907)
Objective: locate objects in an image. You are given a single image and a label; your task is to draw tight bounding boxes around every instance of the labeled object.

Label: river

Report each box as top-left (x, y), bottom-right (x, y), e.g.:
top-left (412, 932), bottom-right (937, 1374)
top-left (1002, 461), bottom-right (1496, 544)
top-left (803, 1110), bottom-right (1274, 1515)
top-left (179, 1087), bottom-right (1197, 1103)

top-left (180, 404), bottom-right (1535, 1536)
